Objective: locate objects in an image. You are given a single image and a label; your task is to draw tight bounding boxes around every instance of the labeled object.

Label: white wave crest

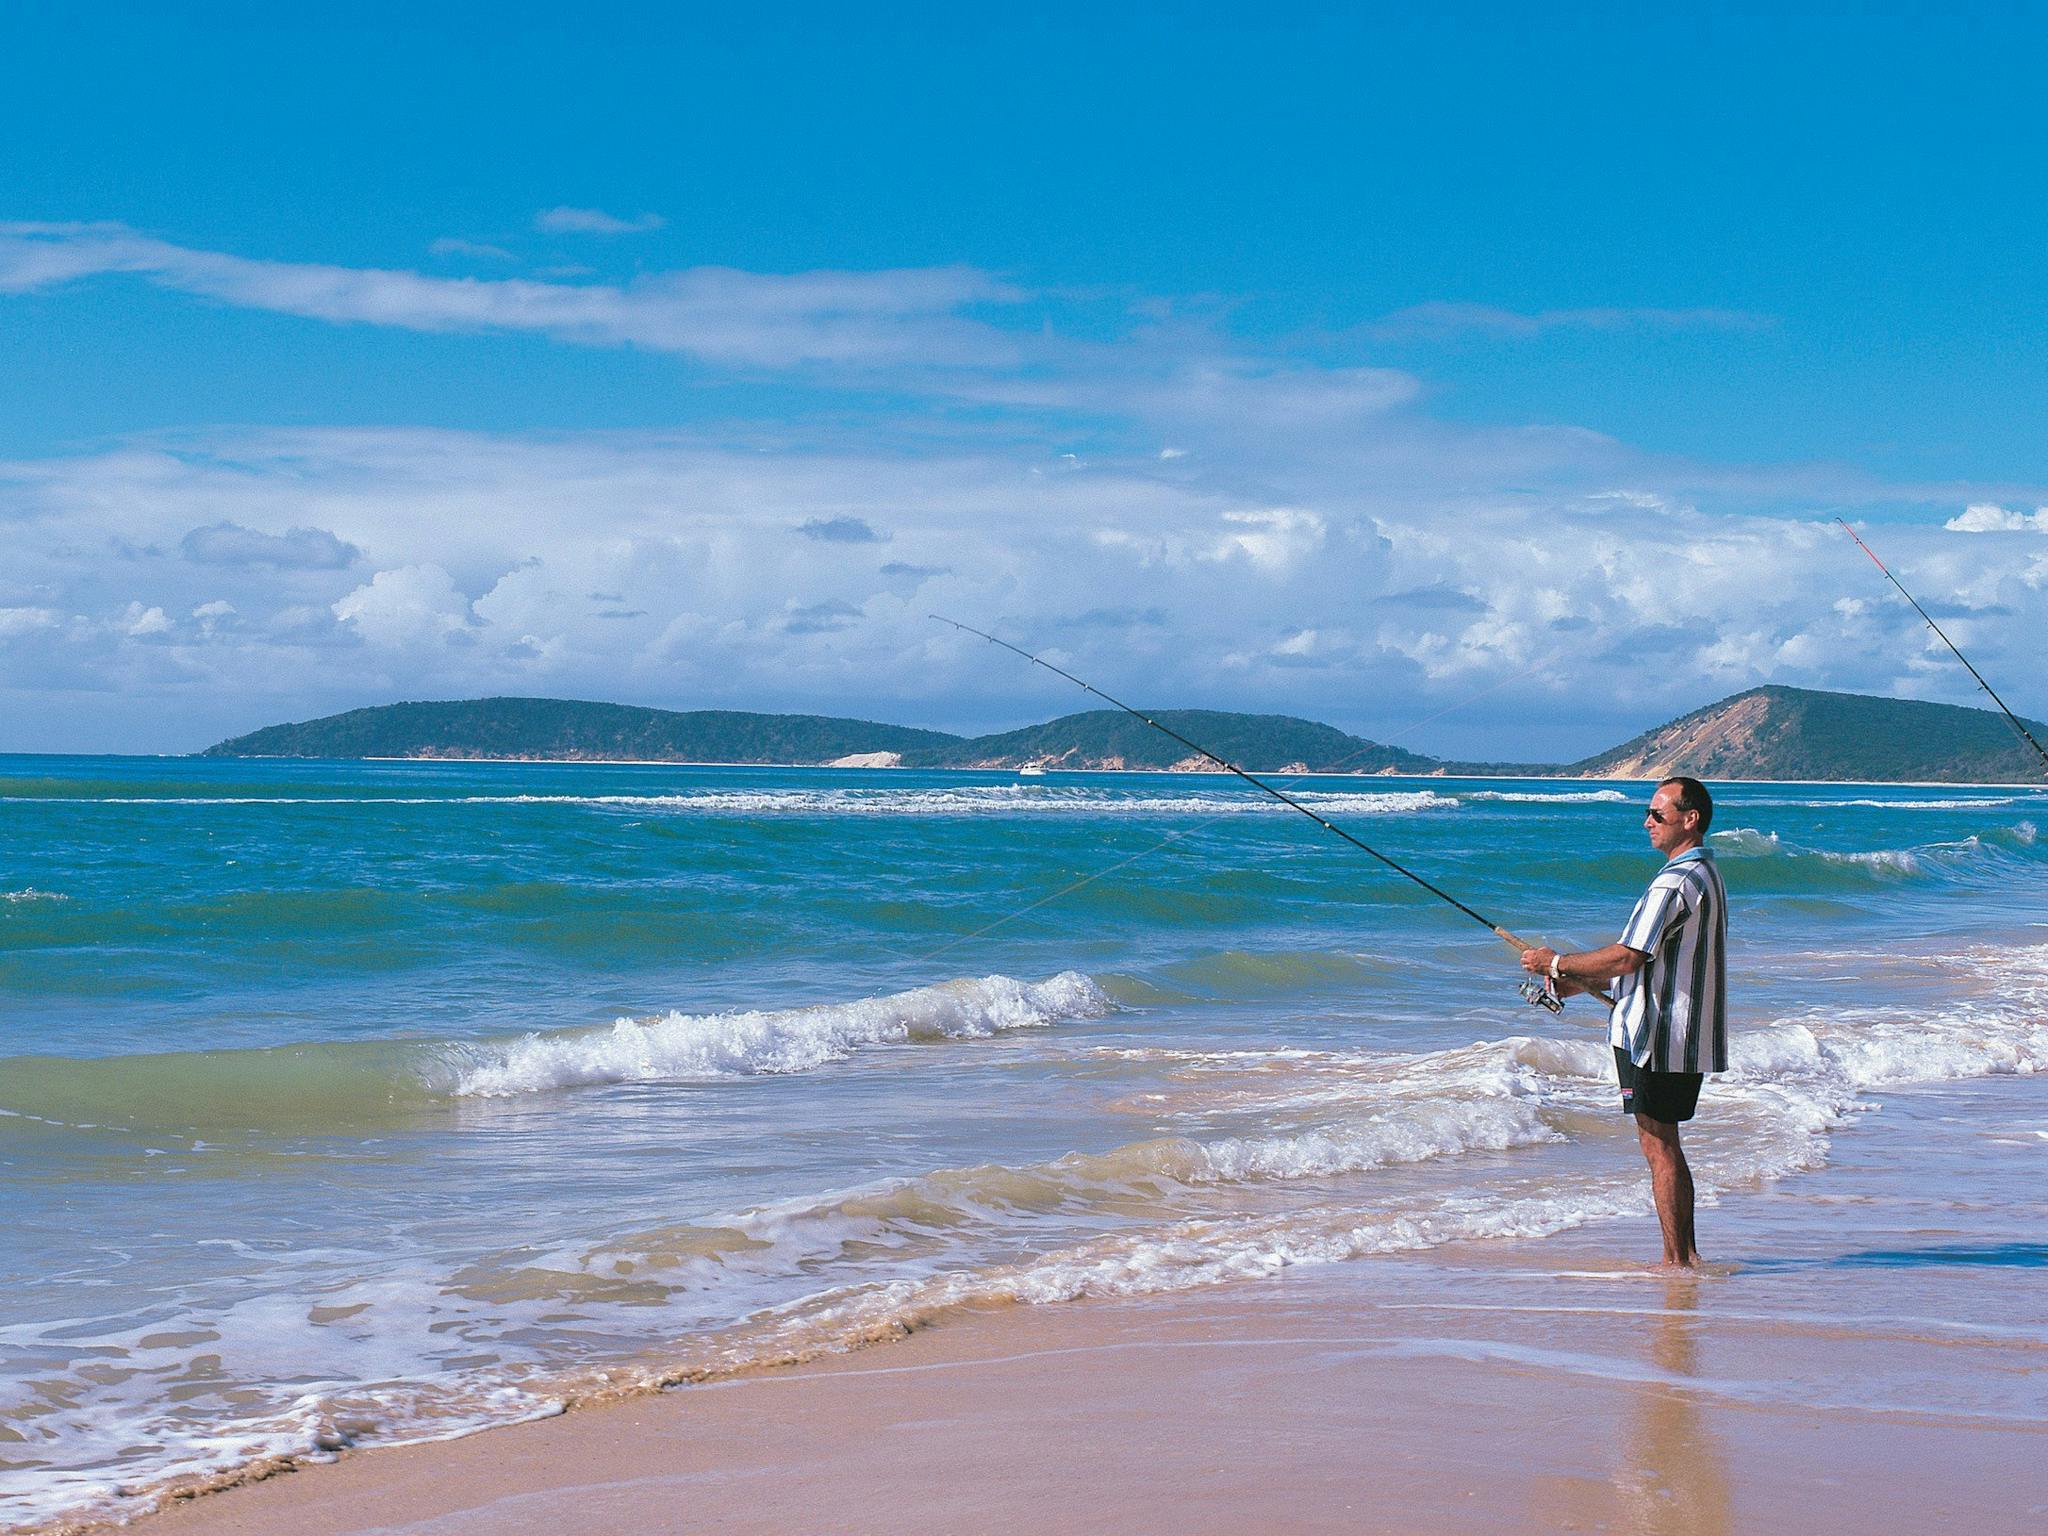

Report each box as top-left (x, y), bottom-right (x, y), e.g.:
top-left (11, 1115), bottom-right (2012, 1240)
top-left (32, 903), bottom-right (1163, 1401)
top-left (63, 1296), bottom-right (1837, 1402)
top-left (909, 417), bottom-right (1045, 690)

top-left (561, 787), bottom-right (1462, 818)
top-left (0, 886), bottom-right (67, 903)
top-left (9, 787), bottom-right (1462, 816)
top-left (1465, 789), bottom-right (1631, 804)
top-left (442, 972), bottom-right (1112, 1097)
top-left (1740, 795), bottom-right (2032, 810)
top-left (1186, 1096), bottom-right (1557, 1181)
top-left (746, 1178), bottom-right (1650, 1358)
top-left (1712, 831), bottom-right (1933, 876)
top-left (574, 1089), bottom-right (1564, 1293)
top-left (1734, 1008), bottom-right (2048, 1093)
top-left (1712, 822), bottom-right (2043, 874)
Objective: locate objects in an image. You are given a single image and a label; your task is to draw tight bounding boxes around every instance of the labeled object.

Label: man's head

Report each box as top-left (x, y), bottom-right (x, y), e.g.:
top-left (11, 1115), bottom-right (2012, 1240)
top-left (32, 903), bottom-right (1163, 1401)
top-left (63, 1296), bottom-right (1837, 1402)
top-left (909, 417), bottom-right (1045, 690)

top-left (1646, 775), bottom-right (1712, 854)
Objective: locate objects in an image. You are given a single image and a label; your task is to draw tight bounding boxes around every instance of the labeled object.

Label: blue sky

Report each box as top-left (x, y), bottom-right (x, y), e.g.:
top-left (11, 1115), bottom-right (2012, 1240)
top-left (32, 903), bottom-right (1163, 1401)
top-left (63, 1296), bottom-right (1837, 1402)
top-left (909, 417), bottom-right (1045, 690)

top-left (3, 4), bottom-right (2045, 755)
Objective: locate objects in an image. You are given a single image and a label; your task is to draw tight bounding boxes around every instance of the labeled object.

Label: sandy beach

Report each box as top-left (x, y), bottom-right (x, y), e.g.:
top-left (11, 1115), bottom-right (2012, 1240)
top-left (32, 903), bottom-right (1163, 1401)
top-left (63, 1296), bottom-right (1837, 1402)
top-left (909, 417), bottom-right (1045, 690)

top-left (114, 1184), bottom-right (2048, 1536)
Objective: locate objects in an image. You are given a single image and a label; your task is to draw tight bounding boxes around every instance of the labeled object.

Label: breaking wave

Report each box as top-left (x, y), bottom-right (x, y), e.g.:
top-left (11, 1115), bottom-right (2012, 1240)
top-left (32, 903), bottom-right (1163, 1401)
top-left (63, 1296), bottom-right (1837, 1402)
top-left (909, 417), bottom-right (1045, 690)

top-left (0, 973), bottom-right (1115, 1135)
top-left (1710, 822), bottom-right (2041, 883)
top-left (442, 971), bottom-right (1112, 1097)
top-left (15, 950), bottom-right (2048, 1533)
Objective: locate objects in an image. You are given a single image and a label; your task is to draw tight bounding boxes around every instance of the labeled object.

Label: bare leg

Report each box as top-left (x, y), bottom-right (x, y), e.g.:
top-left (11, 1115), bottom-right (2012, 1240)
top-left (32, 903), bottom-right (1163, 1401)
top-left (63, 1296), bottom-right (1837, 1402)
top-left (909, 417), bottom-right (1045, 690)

top-left (1635, 1114), bottom-right (1698, 1268)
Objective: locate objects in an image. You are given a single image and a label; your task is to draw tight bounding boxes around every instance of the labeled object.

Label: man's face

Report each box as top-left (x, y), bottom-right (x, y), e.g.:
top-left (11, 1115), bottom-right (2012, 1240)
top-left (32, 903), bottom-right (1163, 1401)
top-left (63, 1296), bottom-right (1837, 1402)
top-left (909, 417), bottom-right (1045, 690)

top-left (1644, 785), bottom-right (1696, 855)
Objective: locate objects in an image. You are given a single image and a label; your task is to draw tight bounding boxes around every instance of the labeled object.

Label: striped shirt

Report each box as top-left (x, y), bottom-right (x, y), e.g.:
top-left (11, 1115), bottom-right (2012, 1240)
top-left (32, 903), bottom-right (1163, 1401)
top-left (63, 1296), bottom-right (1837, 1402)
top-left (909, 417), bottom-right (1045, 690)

top-left (1610, 846), bottom-right (1728, 1073)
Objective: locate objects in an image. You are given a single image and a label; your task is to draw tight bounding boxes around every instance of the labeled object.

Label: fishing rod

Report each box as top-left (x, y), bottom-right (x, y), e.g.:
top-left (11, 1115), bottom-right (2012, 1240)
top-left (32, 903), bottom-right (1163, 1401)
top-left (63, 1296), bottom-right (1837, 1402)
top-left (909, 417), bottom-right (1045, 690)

top-left (933, 614), bottom-right (1612, 1013)
top-left (1837, 519), bottom-right (2048, 777)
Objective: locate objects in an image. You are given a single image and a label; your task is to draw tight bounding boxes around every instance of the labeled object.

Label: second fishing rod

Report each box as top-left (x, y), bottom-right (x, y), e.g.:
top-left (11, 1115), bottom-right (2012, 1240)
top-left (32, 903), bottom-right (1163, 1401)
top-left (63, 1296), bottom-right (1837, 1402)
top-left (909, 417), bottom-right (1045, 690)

top-left (933, 614), bottom-right (1613, 1014)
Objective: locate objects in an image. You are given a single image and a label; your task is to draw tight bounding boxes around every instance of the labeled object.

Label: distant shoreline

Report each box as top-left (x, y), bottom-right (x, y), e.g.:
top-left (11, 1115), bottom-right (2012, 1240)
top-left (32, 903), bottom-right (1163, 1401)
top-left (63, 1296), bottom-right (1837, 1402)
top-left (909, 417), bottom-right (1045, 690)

top-left (1, 748), bottom-right (2042, 791)
top-left (188, 686), bottom-right (2048, 786)
top-left (147, 753), bottom-right (2048, 790)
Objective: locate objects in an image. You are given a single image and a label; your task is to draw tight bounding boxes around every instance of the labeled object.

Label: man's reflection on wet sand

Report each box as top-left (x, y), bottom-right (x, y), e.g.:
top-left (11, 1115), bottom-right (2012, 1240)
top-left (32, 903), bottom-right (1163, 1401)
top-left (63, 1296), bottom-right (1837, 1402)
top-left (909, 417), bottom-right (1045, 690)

top-left (1614, 1275), bottom-right (1733, 1536)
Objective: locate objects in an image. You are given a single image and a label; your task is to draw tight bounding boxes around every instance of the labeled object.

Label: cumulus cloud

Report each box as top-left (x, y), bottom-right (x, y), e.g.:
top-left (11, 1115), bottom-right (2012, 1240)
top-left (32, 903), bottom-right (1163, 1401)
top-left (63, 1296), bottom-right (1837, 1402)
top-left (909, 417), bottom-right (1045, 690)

top-left (534, 206), bottom-right (666, 235)
top-left (122, 602), bottom-right (172, 637)
top-left (0, 606), bottom-right (61, 638)
top-left (332, 565), bottom-right (475, 648)
top-left (0, 423), bottom-right (2040, 756)
top-left (191, 599), bottom-right (236, 636)
top-left (1946, 502), bottom-right (2048, 532)
top-left (181, 521), bottom-right (361, 569)
top-left (1204, 509), bottom-right (1326, 572)
top-left (3, 219), bottom-right (2046, 755)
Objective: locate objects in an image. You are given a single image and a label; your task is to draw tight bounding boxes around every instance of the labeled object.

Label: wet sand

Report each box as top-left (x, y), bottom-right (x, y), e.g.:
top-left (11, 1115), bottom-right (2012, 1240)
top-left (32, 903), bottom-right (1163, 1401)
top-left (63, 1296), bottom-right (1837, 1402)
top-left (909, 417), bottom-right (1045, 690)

top-left (114, 1229), bottom-right (2048, 1536)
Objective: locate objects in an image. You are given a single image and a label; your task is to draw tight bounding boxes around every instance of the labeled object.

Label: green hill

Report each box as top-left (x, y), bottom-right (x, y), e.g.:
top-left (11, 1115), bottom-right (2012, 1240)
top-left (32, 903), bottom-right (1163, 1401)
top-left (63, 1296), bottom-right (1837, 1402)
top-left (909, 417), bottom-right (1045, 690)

top-left (1569, 685), bottom-right (2048, 783)
top-left (907, 709), bottom-right (1437, 773)
top-left (200, 698), bottom-right (960, 763)
top-left (197, 686), bottom-right (2048, 783)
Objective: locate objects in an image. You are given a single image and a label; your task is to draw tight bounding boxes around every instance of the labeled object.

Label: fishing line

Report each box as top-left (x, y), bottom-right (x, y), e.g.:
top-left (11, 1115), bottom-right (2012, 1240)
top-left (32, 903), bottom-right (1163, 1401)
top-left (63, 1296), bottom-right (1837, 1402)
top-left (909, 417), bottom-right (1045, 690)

top-left (1837, 519), bottom-right (2048, 777)
top-left (933, 614), bottom-right (1613, 1009)
top-left (913, 658), bottom-right (1549, 967)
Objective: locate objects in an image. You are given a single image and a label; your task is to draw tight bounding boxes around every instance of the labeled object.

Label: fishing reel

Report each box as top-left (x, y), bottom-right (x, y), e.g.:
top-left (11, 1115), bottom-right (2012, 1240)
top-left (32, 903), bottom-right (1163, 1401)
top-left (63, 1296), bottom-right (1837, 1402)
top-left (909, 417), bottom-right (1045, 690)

top-left (1517, 977), bottom-right (1564, 1015)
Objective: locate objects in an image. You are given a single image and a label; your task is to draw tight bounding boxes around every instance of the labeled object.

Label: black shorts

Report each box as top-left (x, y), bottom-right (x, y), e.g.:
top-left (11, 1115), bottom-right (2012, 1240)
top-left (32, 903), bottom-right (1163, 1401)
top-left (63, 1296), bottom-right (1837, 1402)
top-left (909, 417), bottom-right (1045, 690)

top-left (1614, 1047), bottom-right (1703, 1124)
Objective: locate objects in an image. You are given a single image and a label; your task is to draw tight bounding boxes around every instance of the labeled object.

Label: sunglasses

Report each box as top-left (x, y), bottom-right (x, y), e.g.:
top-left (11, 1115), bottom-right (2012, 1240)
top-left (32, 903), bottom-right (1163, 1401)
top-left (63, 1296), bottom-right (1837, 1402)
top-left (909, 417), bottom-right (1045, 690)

top-left (1645, 804), bottom-right (1684, 825)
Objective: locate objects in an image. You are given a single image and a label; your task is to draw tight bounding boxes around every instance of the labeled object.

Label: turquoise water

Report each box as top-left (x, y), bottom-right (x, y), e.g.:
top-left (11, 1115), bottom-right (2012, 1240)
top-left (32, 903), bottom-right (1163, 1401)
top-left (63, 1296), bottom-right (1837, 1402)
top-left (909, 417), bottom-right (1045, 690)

top-left (3, 758), bottom-right (2045, 1528)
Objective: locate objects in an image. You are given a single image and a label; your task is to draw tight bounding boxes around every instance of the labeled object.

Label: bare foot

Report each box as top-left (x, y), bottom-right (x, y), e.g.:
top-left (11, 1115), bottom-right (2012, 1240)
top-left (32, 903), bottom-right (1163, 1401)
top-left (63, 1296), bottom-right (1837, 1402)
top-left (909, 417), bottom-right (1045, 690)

top-left (1643, 1259), bottom-right (1740, 1278)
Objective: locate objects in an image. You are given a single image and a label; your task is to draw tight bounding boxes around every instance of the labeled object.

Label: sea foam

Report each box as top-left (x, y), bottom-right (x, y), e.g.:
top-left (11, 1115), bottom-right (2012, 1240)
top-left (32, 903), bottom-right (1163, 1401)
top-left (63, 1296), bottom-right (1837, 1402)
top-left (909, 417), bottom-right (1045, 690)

top-left (442, 971), bottom-right (1113, 1096)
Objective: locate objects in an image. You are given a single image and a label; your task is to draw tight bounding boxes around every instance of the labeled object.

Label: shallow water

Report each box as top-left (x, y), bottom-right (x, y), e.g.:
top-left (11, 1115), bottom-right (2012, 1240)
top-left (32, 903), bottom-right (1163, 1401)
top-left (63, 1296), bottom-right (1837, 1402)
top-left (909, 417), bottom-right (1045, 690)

top-left (2, 757), bottom-right (2044, 1529)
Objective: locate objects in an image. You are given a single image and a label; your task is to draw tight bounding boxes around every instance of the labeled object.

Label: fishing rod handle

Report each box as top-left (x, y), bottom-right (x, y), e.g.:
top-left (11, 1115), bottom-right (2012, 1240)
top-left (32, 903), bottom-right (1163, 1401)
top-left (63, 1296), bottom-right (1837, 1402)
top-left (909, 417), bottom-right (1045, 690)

top-left (1501, 926), bottom-right (1619, 1008)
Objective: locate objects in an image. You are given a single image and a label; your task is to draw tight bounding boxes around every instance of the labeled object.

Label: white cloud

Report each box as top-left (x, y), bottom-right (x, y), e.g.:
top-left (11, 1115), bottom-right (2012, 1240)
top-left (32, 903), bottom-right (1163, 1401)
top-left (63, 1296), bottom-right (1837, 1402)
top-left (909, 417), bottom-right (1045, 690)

top-left (123, 602), bottom-right (171, 637)
top-left (533, 206), bottom-right (666, 235)
top-left (1589, 489), bottom-right (1670, 510)
top-left (1205, 509), bottom-right (1327, 572)
top-left (0, 606), bottom-right (61, 638)
top-left (0, 223), bottom-right (1025, 370)
top-left (2, 220), bottom-right (2046, 755)
top-left (4, 423), bottom-right (2033, 759)
top-left (332, 565), bottom-right (474, 648)
top-left (1946, 502), bottom-right (2048, 533)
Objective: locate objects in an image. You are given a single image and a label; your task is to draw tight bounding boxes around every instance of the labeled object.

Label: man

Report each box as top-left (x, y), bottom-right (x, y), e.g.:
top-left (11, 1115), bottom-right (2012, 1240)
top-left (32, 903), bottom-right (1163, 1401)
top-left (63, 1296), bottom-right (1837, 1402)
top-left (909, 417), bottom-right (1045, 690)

top-left (1520, 775), bottom-right (1727, 1269)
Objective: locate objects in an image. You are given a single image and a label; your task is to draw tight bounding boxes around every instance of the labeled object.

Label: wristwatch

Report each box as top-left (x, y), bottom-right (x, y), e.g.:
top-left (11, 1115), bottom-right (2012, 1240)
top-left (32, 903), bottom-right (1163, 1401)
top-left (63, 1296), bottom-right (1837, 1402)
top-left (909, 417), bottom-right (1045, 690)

top-left (1549, 953), bottom-right (1562, 980)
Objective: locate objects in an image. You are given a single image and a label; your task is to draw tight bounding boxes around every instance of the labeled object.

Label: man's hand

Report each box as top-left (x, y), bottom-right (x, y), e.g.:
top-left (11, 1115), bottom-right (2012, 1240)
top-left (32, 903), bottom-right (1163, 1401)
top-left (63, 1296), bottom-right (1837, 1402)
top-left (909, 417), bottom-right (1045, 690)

top-left (1520, 945), bottom-right (1587, 999)
top-left (1526, 941), bottom-right (1648, 994)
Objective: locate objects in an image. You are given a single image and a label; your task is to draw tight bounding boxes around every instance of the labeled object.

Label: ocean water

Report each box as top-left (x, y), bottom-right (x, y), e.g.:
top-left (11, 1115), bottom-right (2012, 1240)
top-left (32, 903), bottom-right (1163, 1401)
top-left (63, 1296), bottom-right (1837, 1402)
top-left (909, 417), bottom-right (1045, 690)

top-left (2, 757), bottom-right (2045, 1530)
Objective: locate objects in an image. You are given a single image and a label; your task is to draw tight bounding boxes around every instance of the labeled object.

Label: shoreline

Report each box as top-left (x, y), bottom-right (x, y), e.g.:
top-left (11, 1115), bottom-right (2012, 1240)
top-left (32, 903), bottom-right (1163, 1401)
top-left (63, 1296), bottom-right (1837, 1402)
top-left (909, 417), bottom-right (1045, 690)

top-left (8, 752), bottom-right (2043, 790)
top-left (74, 1070), bottom-right (2048, 1536)
top-left (97, 1200), bottom-right (2048, 1536)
